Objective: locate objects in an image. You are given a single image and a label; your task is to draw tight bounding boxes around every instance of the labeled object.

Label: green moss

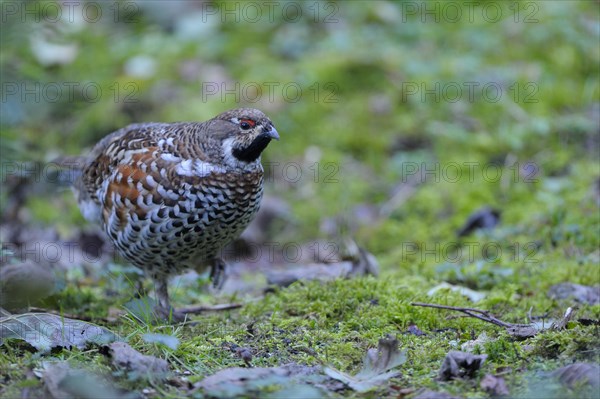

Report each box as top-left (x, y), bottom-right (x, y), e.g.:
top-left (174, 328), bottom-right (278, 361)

top-left (483, 334), bottom-right (522, 365)
top-left (530, 327), bottom-right (600, 361)
top-left (2, 1), bottom-right (599, 398)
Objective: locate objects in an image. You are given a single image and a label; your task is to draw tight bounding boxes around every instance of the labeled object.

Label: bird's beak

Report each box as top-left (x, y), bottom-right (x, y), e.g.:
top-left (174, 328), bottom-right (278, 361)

top-left (262, 125), bottom-right (280, 141)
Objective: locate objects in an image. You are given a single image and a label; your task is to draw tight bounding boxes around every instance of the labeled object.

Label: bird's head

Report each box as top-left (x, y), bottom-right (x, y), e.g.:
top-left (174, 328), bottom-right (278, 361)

top-left (213, 108), bottom-right (279, 168)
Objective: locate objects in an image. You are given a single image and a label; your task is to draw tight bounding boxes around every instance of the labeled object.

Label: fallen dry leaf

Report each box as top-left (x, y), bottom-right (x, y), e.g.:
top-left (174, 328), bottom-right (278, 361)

top-left (548, 283), bottom-right (600, 305)
top-left (550, 307), bottom-right (577, 330)
top-left (405, 324), bottom-right (426, 336)
top-left (266, 241), bottom-right (378, 287)
top-left (480, 374), bottom-right (509, 396)
top-left (233, 346), bottom-right (253, 366)
top-left (552, 362), bottom-right (600, 389)
top-left (347, 245), bottom-right (380, 277)
top-left (0, 313), bottom-right (117, 352)
top-left (194, 363), bottom-right (322, 398)
top-left (42, 361), bottom-right (140, 399)
top-left (108, 342), bottom-right (169, 380)
top-left (506, 307), bottom-right (576, 339)
top-left (456, 206), bottom-right (500, 237)
top-left (266, 261), bottom-right (353, 287)
top-left (438, 351), bottom-right (487, 381)
top-left (505, 324), bottom-right (542, 340)
top-left (325, 335), bottom-right (406, 392)
top-left (427, 282), bottom-right (486, 302)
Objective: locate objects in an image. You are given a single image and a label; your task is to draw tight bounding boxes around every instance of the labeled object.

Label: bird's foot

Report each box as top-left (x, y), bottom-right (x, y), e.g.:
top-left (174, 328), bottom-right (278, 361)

top-left (150, 276), bottom-right (185, 323)
top-left (209, 258), bottom-right (228, 291)
top-left (154, 305), bottom-right (186, 323)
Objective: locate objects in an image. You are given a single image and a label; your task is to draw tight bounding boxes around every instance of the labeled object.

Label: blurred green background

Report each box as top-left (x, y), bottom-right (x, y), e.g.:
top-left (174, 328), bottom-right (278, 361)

top-left (1, 1), bottom-right (599, 397)
top-left (1, 0), bottom-right (598, 273)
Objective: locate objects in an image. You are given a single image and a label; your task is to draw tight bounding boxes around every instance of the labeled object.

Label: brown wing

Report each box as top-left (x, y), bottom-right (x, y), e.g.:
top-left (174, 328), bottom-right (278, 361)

top-left (77, 123), bottom-right (225, 229)
top-left (74, 124), bottom-right (159, 222)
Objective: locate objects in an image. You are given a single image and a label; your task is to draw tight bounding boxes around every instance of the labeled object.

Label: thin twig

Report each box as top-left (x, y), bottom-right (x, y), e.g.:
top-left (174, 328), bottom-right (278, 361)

top-left (178, 303), bottom-right (242, 314)
top-left (410, 302), bottom-right (528, 329)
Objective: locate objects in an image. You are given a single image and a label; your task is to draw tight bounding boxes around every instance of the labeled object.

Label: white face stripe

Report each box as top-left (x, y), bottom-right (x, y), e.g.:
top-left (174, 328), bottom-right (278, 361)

top-left (221, 137), bottom-right (262, 171)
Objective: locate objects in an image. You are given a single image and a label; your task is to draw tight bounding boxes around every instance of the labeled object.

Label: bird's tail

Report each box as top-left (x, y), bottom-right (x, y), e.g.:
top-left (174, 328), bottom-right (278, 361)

top-left (52, 155), bottom-right (102, 223)
top-left (50, 155), bottom-right (86, 186)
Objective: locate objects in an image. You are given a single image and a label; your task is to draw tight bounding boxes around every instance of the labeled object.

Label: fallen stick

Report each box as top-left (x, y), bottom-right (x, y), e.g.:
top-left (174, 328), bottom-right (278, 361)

top-left (410, 302), bottom-right (526, 328)
top-left (178, 303), bottom-right (243, 314)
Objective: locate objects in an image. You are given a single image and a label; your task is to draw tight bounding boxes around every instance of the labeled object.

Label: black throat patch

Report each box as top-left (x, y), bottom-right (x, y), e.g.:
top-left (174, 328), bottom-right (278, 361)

top-left (232, 135), bottom-right (272, 163)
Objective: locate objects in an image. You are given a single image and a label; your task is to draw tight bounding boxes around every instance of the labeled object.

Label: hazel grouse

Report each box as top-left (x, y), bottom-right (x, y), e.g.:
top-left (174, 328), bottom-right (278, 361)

top-left (70, 108), bottom-right (279, 318)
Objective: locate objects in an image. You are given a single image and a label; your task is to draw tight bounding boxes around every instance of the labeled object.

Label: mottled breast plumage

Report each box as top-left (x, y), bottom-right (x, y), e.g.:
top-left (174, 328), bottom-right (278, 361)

top-left (72, 108), bottom-right (278, 279)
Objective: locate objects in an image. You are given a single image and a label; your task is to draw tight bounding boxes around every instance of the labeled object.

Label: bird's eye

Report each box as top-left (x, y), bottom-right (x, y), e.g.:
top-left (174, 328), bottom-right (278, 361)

top-left (240, 119), bottom-right (255, 130)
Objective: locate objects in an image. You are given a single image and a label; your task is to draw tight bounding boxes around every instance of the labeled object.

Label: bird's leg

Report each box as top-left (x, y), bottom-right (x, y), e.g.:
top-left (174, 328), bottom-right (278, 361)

top-left (209, 257), bottom-right (228, 290)
top-left (152, 275), bottom-right (184, 322)
top-left (149, 260), bottom-right (230, 323)
top-left (154, 276), bottom-right (171, 310)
